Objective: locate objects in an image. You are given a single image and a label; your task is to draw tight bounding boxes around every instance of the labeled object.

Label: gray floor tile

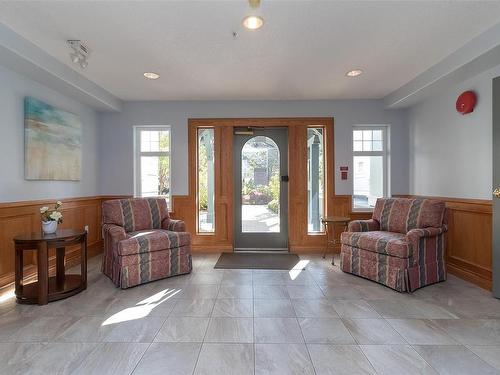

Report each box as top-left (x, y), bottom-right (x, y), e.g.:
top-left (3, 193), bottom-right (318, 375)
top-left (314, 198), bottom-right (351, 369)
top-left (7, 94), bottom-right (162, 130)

top-left (414, 345), bottom-right (499, 375)
top-left (330, 299), bottom-right (380, 318)
top-left (194, 343), bottom-right (254, 375)
top-left (253, 285), bottom-right (290, 299)
top-left (0, 342), bottom-right (97, 375)
top-left (189, 272), bottom-right (223, 285)
top-left (132, 343), bottom-right (201, 375)
top-left (10, 316), bottom-right (76, 342)
top-left (467, 345), bottom-right (500, 371)
top-left (321, 285), bottom-right (365, 299)
top-left (368, 299), bottom-right (458, 319)
top-left (387, 318), bottom-right (458, 345)
top-left (254, 299), bottom-right (295, 317)
top-left (307, 344), bottom-right (377, 375)
top-left (360, 345), bottom-right (438, 375)
top-left (292, 298), bottom-right (339, 318)
top-left (433, 319), bottom-right (500, 345)
top-left (73, 342), bottom-right (149, 375)
top-left (55, 316), bottom-right (164, 343)
top-left (343, 318), bottom-right (406, 344)
top-left (253, 271), bottom-right (287, 286)
top-left (221, 270), bottom-right (253, 286)
top-left (154, 317), bottom-right (209, 342)
top-left (174, 285), bottom-right (219, 299)
top-left (287, 285), bottom-right (325, 299)
top-left (298, 318), bottom-right (355, 344)
top-left (255, 343), bottom-right (315, 375)
top-left (218, 285), bottom-right (253, 298)
top-left (212, 299), bottom-right (253, 317)
top-left (170, 299), bottom-right (215, 317)
top-left (254, 318), bottom-right (304, 343)
top-left (205, 317), bottom-right (253, 343)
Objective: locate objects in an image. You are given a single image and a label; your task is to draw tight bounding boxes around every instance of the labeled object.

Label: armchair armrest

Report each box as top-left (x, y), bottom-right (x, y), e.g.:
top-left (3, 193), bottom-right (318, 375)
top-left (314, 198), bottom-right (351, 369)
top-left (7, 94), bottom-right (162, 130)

top-left (348, 219), bottom-right (380, 232)
top-left (406, 225), bottom-right (448, 241)
top-left (163, 219), bottom-right (186, 232)
top-left (102, 223), bottom-right (127, 244)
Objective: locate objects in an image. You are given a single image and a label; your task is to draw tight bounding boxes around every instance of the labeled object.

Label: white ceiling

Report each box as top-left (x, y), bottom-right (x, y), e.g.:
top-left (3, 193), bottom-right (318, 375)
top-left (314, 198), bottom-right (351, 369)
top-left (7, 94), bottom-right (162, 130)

top-left (1, 1), bottom-right (500, 101)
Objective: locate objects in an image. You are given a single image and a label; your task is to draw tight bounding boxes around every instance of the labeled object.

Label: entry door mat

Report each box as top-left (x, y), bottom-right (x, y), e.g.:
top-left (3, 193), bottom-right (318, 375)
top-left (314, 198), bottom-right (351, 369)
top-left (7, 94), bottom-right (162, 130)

top-left (214, 253), bottom-right (302, 270)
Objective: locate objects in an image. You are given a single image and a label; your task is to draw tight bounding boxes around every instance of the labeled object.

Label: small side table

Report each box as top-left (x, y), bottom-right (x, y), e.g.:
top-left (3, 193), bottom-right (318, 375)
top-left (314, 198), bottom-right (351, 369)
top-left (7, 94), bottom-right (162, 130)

top-left (13, 229), bottom-right (87, 305)
top-left (321, 216), bottom-right (350, 265)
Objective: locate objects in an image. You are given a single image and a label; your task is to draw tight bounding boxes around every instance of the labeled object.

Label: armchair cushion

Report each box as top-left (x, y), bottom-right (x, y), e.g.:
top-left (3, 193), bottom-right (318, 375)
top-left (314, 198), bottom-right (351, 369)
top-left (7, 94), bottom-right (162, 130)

top-left (118, 229), bottom-right (191, 256)
top-left (341, 231), bottom-right (410, 258)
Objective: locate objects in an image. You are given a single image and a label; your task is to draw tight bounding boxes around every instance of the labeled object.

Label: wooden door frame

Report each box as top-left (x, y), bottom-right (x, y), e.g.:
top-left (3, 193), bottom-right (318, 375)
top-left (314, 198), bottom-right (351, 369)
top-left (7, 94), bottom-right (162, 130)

top-left (171, 117), bottom-right (336, 252)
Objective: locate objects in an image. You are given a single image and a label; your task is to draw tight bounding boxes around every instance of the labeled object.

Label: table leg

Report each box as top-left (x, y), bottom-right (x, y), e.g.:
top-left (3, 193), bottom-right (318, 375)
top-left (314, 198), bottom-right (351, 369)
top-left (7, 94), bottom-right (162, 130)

top-left (15, 246), bottom-right (23, 299)
top-left (81, 233), bottom-right (87, 289)
top-left (331, 223), bottom-right (336, 266)
top-left (56, 247), bottom-right (65, 288)
top-left (322, 221), bottom-right (328, 259)
top-left (37, 242), bottom-right (48, 305)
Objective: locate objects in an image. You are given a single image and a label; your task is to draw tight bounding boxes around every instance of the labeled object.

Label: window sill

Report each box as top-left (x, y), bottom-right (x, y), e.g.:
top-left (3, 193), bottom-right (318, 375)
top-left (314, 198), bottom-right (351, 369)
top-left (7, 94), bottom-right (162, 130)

top-left (351, 208), bottom-right (374, 213)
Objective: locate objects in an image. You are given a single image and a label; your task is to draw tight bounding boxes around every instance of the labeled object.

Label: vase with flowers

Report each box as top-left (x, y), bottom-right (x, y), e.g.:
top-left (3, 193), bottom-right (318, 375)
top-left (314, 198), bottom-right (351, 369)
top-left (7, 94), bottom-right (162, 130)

top-left (40, 201), bottom-right (63, 234)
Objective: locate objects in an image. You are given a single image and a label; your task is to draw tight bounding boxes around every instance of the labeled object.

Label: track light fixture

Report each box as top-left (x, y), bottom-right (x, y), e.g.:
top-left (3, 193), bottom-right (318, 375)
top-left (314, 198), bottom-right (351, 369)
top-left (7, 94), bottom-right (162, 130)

top-left (67, 40), bottom-right (90, 69)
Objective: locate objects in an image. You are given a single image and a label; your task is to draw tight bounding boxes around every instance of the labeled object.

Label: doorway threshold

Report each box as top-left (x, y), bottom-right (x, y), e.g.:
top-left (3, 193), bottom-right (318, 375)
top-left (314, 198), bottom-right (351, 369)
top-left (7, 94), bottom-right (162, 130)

top-left (234, 248), bottom-right (289, 253)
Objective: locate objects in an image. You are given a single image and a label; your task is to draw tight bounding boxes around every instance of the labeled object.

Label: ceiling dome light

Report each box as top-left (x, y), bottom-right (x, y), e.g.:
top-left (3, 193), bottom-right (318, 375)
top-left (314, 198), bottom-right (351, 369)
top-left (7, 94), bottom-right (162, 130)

top-left (346, 69), bottom-right (363, 77)
top-left (242, 15), bottom-right (264, 30)
top-left (144, 72), bottom-right (160, 80)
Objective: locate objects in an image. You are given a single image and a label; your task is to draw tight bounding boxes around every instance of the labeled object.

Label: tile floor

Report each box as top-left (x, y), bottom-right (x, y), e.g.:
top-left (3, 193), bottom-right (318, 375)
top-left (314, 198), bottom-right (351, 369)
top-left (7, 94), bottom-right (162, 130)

top-left (1, 253), bottom-right (500, 374)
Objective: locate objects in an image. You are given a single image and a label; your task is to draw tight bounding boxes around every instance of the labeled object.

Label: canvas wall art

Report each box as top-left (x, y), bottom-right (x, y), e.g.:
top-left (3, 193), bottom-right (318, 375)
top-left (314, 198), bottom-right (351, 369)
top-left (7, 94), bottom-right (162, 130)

top-left (24, 97), bottom-right (81, 181)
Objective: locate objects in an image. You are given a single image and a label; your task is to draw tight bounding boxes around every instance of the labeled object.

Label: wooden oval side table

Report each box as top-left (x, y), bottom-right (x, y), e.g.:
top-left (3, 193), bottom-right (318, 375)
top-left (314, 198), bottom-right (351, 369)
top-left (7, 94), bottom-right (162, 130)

top-left (13, 229), bottom-right (87, 305)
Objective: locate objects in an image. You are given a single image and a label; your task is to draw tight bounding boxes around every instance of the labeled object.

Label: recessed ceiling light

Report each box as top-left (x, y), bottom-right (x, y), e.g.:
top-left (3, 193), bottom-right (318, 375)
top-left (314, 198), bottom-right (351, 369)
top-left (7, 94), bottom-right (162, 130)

top-left (346, 69), bottom-right (363, 77)
top-left (144, 72), bottom-right (160, 80)
top-left (242, 15), bottom-right (264, 30)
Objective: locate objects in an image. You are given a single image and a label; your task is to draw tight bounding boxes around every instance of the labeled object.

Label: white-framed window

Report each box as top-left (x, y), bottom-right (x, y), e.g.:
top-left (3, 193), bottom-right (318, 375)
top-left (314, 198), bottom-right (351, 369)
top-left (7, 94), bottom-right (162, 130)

top-left (134, 126), bottom-right (171, 205)
top-left (352, 126), bottom-right (389, 210)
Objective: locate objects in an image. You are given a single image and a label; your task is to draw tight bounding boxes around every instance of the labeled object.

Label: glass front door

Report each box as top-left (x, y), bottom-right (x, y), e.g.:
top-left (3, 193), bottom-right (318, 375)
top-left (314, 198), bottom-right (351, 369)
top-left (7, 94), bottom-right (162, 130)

top-left (233, 128), bottom-right (288, 251)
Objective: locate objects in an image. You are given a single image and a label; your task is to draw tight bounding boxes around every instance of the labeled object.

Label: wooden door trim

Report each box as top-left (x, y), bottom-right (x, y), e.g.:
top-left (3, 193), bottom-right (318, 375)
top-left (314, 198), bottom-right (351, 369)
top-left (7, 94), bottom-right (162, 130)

top-left (174, 117), bottom-right (336, 252)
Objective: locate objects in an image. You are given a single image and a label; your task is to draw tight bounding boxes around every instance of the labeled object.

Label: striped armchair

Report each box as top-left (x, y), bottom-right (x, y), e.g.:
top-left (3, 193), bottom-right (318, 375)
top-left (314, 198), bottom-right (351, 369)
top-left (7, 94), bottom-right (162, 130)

top-left (340, 198), bottom-right (447, 292)
top-left (101, 198), bottom-right (192, 289)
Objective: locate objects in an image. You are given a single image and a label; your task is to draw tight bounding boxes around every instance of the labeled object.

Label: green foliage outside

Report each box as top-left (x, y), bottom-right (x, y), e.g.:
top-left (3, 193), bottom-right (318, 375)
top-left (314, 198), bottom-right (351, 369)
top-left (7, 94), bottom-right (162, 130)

top-left (198, 130), bottom-right (212, 211)
top-left (158, 132), bottom-right (170, 196)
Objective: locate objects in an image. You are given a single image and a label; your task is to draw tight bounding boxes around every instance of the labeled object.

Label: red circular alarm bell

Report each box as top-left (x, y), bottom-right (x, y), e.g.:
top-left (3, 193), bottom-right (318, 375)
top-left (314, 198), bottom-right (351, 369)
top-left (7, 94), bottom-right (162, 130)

top-left (456, 91), bottom-right (477, 115)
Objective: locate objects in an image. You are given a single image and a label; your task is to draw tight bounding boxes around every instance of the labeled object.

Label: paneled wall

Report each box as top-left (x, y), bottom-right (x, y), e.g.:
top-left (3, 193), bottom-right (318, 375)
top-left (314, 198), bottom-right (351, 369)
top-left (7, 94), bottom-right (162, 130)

top-left (443, 198), bottom-right (492, 290)
top-left (0, 196), bottom-right (126, 289)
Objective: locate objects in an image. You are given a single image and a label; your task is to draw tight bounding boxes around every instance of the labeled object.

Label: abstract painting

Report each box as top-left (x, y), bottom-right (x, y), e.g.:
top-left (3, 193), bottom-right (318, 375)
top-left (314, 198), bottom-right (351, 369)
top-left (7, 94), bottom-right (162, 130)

top-left (24, 97), bottom-right (81, 181)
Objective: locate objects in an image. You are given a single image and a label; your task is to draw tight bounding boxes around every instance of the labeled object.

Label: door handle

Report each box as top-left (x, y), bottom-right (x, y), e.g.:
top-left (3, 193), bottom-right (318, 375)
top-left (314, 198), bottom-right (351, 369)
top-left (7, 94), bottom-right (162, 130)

top-left (494, 188), bottom-right (500, 198)
top-left (281, 175), bottom-right (289, 182)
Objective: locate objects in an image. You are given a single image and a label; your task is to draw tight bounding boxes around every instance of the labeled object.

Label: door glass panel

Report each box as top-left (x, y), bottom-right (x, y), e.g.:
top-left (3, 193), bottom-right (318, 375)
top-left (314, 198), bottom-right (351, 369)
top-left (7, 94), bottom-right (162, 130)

top-left (198, 129), bottom-right (215, 233)
top-left (241, 136), bottom-right (280, 233)
top-left (308, 128), bottom-right (324, 232)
